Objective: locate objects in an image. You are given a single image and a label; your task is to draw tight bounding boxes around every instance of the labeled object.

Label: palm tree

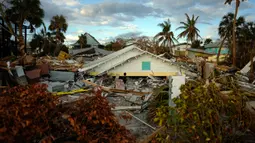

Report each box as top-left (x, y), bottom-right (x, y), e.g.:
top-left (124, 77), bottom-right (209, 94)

top-left (154, 19), bottom-right (178, 54)
top-left (48, 15), bottom-right (68, 43)
top-left (204, 38), bottom-right (212, 45)
top-left (217, 13), bottom-right (245, 64)
top-left (0, 1), bottom-right (15, 36)
top-left (176, 13), bottom-right (201, 44)
top-left (4, 0), bottom-right (44, 56)
top-left (241, 22), bottom-right (255, 82)
top-left (225, 0), bottom-right (245, 66)
top-left (77, 34), bottom-right (87, 49)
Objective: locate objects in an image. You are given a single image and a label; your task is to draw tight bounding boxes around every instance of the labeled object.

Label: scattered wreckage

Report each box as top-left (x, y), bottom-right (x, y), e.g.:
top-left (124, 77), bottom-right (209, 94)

top-left (1, 47), bottom-right (255, 141)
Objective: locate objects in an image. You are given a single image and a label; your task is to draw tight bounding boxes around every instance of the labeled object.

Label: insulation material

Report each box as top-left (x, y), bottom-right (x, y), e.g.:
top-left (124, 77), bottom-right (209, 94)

top-left (171, 76), bottom-right (186, 99)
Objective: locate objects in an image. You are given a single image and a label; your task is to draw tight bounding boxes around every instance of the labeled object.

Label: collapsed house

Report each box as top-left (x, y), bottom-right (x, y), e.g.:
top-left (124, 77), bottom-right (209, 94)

top-left (69, 33), bottom-right (112, 62)
top-left (79, 44), bottom-right (183, 77)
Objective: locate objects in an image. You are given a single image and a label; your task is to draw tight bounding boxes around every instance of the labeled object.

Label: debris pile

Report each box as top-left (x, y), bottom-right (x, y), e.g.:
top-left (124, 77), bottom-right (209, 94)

top-left (1, 47), bottom-right (255, 142)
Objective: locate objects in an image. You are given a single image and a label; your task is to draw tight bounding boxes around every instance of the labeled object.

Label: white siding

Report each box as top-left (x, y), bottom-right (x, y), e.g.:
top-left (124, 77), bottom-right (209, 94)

top-left (109, 54), bottom-right (180, 73)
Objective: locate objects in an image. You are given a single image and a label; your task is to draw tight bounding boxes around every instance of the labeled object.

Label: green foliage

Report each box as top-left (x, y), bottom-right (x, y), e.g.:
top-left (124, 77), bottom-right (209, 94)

top-left (48, 15), bottom-right (68, 43)
top-left (177, 13), bottom-right (201, 43)
top-left (191, 40), bottom-right (203, 49)
top-left (155, 19), bottom-right (178, 54)
top-left (147, 85), bottom-right (169, 124)
top-left (77, 34), bottom-right (87, 48)
top-left (204, 38), bottom-right (212, 45)
top-left (152, 80), bottom-right (251, 143)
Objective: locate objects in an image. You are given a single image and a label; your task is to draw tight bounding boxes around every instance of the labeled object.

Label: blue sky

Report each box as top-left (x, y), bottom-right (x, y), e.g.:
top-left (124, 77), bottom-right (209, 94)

top-left (40, 0), bottom-right (255, 45)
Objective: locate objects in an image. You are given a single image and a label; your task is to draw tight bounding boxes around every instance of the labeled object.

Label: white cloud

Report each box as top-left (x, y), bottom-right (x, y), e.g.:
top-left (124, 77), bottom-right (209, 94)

top-left (118, 23), bottom-right (138, 31)
top-left (77, 30), bottom-right (84, 34)
top-left (65, 34), bottom-right (78, 43)
top-left (51, 0), bottom-right (80, 6)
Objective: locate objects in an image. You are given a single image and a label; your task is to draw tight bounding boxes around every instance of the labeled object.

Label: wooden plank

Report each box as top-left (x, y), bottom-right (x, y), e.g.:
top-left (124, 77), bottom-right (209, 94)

top-left (111, 106), bottom-right (141, 111)
top-left (82, 80), bottom-right (111, 92)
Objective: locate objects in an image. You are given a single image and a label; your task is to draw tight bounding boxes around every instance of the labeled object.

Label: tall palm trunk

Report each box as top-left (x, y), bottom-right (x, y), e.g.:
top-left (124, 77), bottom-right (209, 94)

top-left (18, 22), bottom-right (26, 56)
top-left (217, 35), bottom-right (227, 64)
top-left (54, 29), bottom-right (61, 56)
top-left (232, 1), bottom-right (240, 67)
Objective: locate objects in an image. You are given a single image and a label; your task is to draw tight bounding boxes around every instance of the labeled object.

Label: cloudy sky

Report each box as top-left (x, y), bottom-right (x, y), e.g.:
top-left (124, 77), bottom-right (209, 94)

top-left (40, 0), bottom-right (255, 45)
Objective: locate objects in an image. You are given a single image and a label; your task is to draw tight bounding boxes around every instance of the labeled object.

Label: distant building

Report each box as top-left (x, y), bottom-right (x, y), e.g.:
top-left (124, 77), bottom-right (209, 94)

top-left (187, 48), bottom-right (215, 59)
top-left (71, 33), bottom-right (103, 49)
top-left (187, 41), bottom-right (229, 62)
top-left (204, 41), bottom-right (229, 55)
top-left (69, 33), bottom-right (110, 62)
top-left (173, 43), bottom-right (191, 57)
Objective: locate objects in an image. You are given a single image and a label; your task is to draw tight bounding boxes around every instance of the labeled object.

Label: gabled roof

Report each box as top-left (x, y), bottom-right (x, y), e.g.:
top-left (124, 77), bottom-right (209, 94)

top-left (71, 32), bottom-right (101, 46)
top-left (85, 32), bottom-right (101, 45)
top-left (78, 44), bottom-right (176, 73)
top-left (70, 47), bottom-right (112, 56)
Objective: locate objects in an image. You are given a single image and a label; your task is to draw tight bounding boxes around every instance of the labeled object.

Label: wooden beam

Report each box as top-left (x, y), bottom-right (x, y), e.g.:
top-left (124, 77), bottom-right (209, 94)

top-left (109, 88), bottom-right (151, 96)
top-left (82, 80), bottom-right (111, 92)
top-left (111, 106), bottom-right (141, 111)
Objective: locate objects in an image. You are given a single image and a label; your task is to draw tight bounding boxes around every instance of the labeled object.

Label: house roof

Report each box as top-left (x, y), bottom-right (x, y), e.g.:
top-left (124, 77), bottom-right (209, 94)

top-left (187, 48), bottom-right (215, 55)
top-left (71, 32), bottom-right (101, 46)
top-left (78, 44), bottom-right (177, 73)
top-left (70, 47), bottom-right (112, 56)
top-left (204, 42), bottom-right (221, 48)
top-left (85, 32), bottom-right (101, 45)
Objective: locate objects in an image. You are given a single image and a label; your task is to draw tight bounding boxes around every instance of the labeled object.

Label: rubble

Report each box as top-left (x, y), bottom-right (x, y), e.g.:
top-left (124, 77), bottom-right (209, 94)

top-left (1, 49), bottom-right (255, 142)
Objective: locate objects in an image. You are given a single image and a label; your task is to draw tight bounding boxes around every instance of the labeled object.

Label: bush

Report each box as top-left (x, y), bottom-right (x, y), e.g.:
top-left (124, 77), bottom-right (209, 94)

top-left (66, 87), bottom-right (135, 142)
top-left (152, 80), bottom-right (251, 143)
top-left (0, 84), bottom-right (58, 142)
top-left (0, 85), bottom-right (135, 142)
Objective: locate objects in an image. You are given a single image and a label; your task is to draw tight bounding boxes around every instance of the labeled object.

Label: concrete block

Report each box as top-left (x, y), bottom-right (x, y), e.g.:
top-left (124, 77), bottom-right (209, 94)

top-left (50, 71), bottom-right (75, 82)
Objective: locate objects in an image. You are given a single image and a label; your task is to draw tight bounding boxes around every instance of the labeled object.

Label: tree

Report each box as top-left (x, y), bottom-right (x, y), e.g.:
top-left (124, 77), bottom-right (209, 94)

top-left (48, 15), bottom-right (68, 55)
top-left (225, 0), bottom-right (245, 67)
top-left (155, 19), bottom-right (178, 54)
top-left (77, 34), bottom-right (87, 49)
top-left (191, 40), bottom-right (203, 49)
top-left (246, 22), bottom-right (255, 82)
top-left (48, 15), bottom-right (68, 43)
top-left (204, 38), bottom-right (212, 45)
top-left (238, 21), bottom-right (255, 81)
top-left (4, 0), bottom-right (44, 56)
top-left (217, 13), bottom-right (245, 64)
top-left (176, 13), bottom-right (201, 44)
